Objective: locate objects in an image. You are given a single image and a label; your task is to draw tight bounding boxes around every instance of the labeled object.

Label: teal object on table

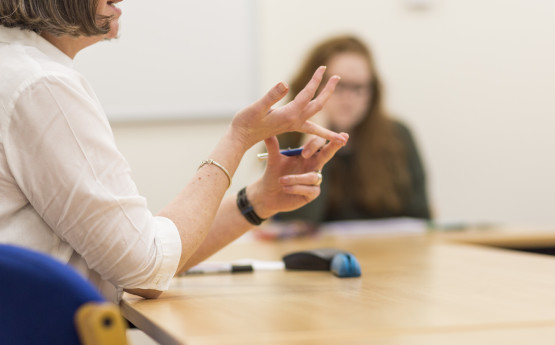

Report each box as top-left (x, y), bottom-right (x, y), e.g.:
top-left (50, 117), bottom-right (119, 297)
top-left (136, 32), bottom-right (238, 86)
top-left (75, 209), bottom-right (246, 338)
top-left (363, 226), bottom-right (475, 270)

top-left (330, 253), bottom-right (362, 278)
top-left (282, 248), bottom-right (362, 278)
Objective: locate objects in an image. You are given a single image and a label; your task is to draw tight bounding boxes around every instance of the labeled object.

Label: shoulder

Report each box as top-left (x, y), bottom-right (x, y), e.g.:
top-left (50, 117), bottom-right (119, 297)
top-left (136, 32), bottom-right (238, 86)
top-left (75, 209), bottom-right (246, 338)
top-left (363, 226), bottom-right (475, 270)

top-left (389, 119), bottom-right (428, 176)
top-left (1, 51), bottom-right (88, 113)
top-left (1, 60), bottom-right (104, 140)
top-left (389, 118), bottom-right (416, 143)
top-left (1, 42), bottom-right (80, 103)
top-left (1, 68), bottom-right (90, 131)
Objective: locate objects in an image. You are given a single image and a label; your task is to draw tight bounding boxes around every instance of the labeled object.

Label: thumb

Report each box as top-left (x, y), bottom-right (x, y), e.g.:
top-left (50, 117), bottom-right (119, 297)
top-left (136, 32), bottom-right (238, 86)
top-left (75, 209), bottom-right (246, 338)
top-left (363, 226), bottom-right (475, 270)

top-left (263, 136), bottom-right (281, 162)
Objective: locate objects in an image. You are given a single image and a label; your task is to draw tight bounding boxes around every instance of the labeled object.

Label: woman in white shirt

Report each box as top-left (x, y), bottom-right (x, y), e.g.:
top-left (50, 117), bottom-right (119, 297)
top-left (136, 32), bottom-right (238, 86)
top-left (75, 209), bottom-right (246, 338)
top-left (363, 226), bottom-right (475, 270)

top-left (0, 0), bottom-right (348, 302)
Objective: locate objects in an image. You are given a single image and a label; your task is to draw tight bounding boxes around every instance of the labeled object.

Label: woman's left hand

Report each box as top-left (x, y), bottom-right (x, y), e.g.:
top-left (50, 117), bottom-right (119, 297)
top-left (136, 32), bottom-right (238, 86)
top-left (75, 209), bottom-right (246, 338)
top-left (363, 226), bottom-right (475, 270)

top-left (246, 133), bottom-right (349, 219)
top-left (229, 66), bottom-right (346, 150)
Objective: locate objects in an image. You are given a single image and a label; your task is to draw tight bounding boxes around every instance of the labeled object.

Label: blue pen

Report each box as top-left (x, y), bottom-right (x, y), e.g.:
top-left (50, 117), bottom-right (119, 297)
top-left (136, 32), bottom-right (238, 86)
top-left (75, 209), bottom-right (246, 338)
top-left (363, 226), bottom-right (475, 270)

top-left (257, 147), bottom-right (304, 160)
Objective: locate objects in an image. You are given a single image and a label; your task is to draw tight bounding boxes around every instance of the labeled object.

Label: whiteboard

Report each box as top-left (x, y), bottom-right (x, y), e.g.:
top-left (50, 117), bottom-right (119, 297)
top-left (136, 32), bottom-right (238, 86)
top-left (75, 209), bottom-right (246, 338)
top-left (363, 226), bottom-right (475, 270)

top-left (74, 0), bottom-right (257, 121)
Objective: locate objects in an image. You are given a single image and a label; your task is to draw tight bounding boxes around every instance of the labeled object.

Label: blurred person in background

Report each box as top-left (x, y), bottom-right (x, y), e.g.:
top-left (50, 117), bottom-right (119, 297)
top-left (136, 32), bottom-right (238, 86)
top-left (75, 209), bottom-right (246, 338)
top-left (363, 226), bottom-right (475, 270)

top-left (261, 35), bottom-right (431, 238)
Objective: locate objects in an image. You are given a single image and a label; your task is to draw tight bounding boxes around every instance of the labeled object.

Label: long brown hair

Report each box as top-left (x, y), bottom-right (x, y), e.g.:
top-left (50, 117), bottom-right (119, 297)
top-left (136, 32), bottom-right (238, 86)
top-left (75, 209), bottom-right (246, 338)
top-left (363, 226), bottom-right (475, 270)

top-left (280, 35), bottom-right (410, 214)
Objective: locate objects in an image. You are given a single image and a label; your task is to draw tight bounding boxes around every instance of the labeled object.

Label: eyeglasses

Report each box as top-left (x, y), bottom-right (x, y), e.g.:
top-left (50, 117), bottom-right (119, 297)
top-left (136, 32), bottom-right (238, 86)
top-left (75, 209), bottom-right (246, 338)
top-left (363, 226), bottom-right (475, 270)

top-left (334, 81), bottom-right (373, 97)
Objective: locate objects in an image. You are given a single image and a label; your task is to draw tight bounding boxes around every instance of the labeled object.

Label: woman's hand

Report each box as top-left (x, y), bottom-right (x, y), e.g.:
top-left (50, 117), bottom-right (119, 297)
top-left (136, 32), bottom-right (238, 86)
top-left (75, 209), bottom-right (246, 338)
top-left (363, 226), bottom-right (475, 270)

top-left (230, 66), bottom-right (347, 150)
top-left (246, 133), bottom-right (349, 219)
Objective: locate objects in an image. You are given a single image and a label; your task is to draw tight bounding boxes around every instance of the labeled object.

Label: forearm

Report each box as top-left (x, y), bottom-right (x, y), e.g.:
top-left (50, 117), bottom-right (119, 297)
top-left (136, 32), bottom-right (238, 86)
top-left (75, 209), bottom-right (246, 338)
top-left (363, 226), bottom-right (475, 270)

top-left (177, 193), bottom-right (256, 272)
top-left (139, 69), bottom-right (345, 293)
top-left (157, 127), bottom-right (249, 272)
top-left (125, 192), bottom-right (255, 298)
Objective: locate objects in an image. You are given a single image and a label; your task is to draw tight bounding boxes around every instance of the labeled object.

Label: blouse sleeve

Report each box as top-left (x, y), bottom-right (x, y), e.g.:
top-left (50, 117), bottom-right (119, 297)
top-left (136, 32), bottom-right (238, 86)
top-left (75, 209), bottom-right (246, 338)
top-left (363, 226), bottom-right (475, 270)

top-left (4, 73), bottom-right (181, 290)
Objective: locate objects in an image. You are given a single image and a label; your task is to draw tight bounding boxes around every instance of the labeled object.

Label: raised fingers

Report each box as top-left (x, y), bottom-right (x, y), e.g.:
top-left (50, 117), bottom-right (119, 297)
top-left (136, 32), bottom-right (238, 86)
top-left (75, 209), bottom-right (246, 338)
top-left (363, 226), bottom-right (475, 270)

top-left (292, 66), bottom-right (327, 107)
top-left (300, 121), bottom-right (348, 145)
top-left (302, 75), bottom-right (341, 119)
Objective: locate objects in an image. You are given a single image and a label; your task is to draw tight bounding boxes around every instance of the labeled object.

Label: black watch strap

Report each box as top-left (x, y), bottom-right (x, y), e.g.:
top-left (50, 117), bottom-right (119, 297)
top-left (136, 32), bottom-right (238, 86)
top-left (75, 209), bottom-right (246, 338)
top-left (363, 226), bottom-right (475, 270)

top-left (237, 187), bottom-right (267, 226)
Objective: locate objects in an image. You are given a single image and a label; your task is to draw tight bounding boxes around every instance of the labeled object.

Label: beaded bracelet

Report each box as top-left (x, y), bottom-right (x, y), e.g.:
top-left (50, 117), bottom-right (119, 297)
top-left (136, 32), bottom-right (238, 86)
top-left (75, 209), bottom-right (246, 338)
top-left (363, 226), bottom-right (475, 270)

top-left (236, 187), bottom-right (267, 226)
top-left (198, 159), bottom-right (231, 188)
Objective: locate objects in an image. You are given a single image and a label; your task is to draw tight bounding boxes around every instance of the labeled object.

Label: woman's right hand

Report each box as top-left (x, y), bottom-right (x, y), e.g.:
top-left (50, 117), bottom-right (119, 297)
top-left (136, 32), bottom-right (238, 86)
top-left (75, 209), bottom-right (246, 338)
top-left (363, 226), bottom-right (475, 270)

top-left (230, 66), bottom-right (347, 150)
top-left (245, 133), bottom-right (349, 219)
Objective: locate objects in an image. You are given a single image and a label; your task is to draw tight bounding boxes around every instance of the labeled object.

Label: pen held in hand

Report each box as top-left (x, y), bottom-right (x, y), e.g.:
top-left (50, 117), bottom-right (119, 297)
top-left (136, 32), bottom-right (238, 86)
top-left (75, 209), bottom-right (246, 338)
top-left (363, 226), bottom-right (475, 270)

top-left (257, 147), bottom-right (304, 160)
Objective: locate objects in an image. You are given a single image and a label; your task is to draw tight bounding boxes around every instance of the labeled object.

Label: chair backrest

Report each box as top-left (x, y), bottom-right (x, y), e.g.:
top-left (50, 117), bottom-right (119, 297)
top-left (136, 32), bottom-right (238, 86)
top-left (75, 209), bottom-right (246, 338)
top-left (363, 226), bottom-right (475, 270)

top-left (0, 244), bottom-right (127, 345)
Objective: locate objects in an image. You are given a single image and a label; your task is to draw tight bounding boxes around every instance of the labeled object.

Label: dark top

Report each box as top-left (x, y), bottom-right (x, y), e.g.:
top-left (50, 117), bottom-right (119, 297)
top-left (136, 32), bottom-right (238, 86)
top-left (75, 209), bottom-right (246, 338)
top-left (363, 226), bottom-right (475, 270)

top-left (275, 120), bottom-right (431, 223)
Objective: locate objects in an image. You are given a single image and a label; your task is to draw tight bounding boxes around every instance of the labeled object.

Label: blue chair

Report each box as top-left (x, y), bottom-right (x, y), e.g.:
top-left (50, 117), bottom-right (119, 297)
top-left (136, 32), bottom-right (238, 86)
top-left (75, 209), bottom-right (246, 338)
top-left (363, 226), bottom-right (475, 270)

top-left (0, 244), bottom-right (128, 345)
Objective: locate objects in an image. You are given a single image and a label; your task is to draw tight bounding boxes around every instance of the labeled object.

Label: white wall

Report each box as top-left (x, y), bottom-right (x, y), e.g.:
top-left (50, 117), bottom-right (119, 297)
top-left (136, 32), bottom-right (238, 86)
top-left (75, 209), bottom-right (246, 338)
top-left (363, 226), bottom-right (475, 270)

top-left (111, 120), bottom-right (264, 214)
top-left (111, 0), bottom-right (555, 227)
top-left (75, 0), bottom-right (257, 121)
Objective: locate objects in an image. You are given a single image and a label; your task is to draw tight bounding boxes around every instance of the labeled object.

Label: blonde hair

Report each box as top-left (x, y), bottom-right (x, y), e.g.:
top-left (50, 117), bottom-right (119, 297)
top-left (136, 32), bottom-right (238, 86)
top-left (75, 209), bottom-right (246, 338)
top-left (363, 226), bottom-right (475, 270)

top-left (0, 0), bottom-right (111, 36)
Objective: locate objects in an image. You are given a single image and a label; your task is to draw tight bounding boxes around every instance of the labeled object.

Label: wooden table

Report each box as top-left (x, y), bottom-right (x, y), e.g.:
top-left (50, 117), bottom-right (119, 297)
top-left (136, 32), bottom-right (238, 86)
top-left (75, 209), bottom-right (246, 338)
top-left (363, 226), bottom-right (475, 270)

top-left (433, 225), bottom-right (555, 249)
top-left (121, 233), bottom-right (555, 344)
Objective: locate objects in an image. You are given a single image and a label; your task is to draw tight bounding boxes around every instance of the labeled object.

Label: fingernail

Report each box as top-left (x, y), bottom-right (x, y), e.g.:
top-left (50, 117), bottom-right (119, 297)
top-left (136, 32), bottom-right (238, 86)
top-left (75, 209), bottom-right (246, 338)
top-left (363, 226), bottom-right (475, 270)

top-left (277, 82), bottom-right (287, 93)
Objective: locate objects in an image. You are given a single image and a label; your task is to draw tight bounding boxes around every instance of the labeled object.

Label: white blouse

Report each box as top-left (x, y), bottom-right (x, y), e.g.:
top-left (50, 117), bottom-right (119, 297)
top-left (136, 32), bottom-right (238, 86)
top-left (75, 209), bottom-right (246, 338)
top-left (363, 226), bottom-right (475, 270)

top-left (0, 26), bottom-right (181, 302)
